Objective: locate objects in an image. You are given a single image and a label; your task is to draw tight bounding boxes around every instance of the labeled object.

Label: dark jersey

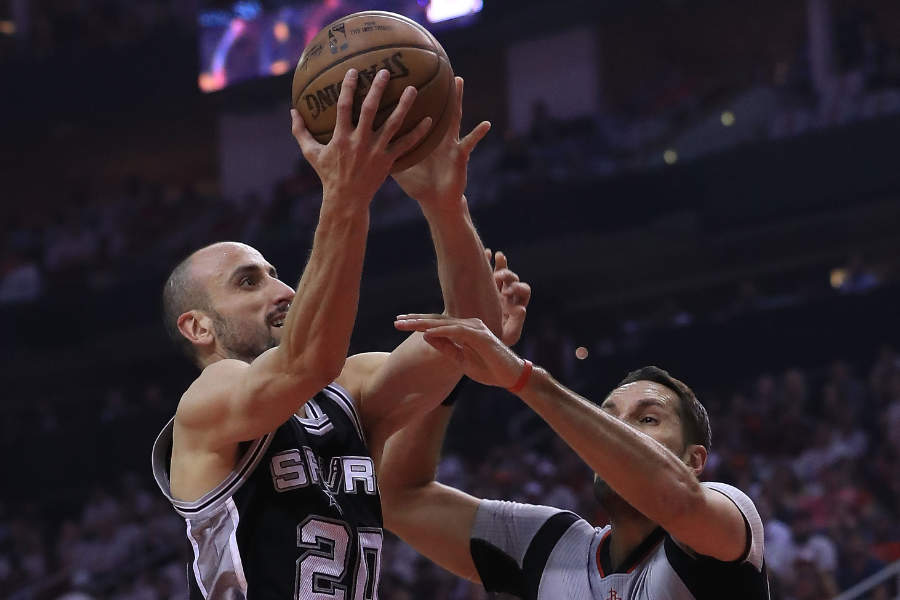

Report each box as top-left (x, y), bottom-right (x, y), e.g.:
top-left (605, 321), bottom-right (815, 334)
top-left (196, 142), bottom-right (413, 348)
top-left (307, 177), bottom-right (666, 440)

top-left (469, 482), bottom-right (770, 600)
top-left (151, 383), bottom-right (383, 600)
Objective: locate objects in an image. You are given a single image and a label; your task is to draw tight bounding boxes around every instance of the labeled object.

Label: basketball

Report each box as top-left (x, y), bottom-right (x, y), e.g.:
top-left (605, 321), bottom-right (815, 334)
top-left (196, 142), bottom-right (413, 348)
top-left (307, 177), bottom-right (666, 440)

top-left (291, 11), bottom-right (455, 172)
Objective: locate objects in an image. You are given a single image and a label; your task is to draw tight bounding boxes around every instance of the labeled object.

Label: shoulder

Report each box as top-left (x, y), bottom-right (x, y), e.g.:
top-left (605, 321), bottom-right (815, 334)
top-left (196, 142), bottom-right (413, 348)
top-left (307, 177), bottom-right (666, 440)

top-left (335, 352), bottom-right (390, 400)
top-left (470, 500), bottom-right (594, 600)
top-left (175, 359), bottom-right (249, 430)
top-left (697, 482), bottom-right (766, 568)
top-left (701, 482), bottom-right (763, 532)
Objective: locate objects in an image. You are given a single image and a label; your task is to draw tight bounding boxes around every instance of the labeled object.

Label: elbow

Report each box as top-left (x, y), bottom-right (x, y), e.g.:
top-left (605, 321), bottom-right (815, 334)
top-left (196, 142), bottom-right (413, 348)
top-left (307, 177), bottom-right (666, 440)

top-left (281, 352), bottom-right (345, 390)
top-left (282, 341), bottom-right (346, 386)
top-left (379, 486), bottom-right (406, 530)
top-left (305, 356), bottom-right (345, 387)
top-left (314, 355), bottom-right (346, 384)
top-left (380, 486), bottom-right (422, 532)
top-left (659, 474), bottom-right (705, 527)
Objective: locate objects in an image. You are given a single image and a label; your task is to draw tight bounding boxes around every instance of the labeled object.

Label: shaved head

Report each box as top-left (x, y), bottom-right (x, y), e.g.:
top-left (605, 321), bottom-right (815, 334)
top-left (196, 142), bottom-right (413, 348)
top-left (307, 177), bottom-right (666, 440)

top-left (162, 242), bottom-right (291, 366)
top-left (162, 247), bottom-right (215, 363)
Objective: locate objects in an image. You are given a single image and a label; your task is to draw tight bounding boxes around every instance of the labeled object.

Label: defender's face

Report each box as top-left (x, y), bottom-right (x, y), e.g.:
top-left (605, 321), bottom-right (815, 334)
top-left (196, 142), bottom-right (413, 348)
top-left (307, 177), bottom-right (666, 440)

top-left (194, 242), bottom-right (294, 362)
top-left (593, 381), bottom-right (691, 502)
top-left (599, 381), bottom-right (687, 455)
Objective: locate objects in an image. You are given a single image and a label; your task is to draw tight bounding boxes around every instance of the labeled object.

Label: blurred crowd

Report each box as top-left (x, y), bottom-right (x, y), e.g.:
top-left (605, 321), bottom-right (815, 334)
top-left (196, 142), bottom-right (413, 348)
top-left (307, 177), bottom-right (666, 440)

top-left (4, 5), bottom-right (900, 306)
top-left (2, 3), bottom-right (900, 600)
top-left (2, 323), bottom-right (899, 599)
top-left (5, 0), bottom-right (195, 61)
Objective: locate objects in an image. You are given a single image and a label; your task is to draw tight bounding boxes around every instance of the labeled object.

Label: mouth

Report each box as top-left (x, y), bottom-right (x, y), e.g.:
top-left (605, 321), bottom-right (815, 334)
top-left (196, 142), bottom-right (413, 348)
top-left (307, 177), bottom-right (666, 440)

top-left (268, 312), bottom-right (287, 328)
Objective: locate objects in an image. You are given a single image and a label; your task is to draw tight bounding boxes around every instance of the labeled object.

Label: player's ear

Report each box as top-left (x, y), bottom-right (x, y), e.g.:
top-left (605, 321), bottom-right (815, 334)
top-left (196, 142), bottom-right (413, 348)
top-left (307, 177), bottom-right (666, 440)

top-left (178, 310), bottom-right (215, 349)
top-left (683, 444), bottom-right (707, 477)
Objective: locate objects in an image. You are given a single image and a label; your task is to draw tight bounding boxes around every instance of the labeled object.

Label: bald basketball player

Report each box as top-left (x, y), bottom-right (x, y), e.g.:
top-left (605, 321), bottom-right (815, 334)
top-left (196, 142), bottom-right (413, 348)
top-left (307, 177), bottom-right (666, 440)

top-left (382, 315), bottom-right (770, 600)
top-left (150, 70), bottom-right (505, 599)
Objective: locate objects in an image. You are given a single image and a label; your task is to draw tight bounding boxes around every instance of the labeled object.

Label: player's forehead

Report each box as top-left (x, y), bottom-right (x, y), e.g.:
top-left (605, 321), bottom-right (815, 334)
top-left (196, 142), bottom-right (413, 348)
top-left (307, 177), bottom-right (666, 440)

top-left (601, 381), bottom-right (679, 413)
top-left (190, 242), bottom-right (272, 285)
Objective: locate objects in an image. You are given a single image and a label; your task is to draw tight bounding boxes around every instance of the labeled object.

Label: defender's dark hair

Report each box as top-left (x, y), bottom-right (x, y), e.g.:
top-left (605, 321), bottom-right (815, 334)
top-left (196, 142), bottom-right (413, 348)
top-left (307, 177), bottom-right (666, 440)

top-left (616, 366), bottom-right (712, 450)
top-left (162, 252), bottom-right (213, 365)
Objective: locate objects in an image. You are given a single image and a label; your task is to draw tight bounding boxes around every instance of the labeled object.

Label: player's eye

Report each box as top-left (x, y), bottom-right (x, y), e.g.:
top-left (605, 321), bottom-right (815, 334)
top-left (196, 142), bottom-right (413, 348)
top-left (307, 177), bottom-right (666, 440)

top-left (240, 276), bottom-right (257, 287)
top-left (639, 416), bottom-right (658, 424)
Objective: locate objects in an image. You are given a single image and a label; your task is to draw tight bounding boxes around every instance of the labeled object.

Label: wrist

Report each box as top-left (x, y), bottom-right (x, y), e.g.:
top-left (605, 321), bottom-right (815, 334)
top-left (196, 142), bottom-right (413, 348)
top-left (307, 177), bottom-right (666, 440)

top-left (322, 185), bottom-right (375, 207)
top-left (418, 194), bottom-right (468, 220)
top-left (507, 359), bottom-right (534, 394)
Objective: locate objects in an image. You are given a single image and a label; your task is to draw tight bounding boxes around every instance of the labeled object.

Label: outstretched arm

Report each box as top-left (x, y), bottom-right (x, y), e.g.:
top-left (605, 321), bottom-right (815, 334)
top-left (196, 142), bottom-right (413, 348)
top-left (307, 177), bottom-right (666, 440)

top-left (393, 315), bottom-right (750, 563)
top-left (379, 406), bottom-right (484, 582)
top-left (377, 257), bottom-right (531, 580)
top-left (341, 78), bottom-right (509, 458)
top-left (176, 69), bottom-right (432, 448)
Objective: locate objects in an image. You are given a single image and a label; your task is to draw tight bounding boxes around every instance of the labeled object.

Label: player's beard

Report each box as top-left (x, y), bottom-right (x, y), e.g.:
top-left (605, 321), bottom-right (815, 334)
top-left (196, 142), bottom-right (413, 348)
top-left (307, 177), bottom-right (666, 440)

top-left (592, 474), bottom-right (645, 521)
top-left (211, 310), bottom-right (278, 364)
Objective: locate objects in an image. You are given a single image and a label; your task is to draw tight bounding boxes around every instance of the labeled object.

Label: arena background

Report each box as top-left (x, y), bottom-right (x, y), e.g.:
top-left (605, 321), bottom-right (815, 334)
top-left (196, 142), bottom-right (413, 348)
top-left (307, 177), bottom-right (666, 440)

top-left (1, 0), bottom-right (900, 598)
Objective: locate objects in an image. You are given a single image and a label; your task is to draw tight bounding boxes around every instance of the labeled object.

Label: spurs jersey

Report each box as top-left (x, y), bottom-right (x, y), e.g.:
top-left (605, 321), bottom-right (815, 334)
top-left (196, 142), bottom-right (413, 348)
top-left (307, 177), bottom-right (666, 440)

top-left (151, 383), bottom-right (383, 600)
top-left (470, 482), bottom-right (769, 600)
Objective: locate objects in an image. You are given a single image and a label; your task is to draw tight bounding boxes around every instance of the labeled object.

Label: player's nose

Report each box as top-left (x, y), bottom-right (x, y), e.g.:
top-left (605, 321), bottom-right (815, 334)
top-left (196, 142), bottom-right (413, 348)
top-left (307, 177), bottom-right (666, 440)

top-left (272, 278), bottom-right (295, 305)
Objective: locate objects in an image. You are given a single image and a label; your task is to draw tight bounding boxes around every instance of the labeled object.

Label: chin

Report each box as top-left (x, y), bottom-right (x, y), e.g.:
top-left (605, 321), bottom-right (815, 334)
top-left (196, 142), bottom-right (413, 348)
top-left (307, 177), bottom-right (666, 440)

top-left (593, 474), bottom-right (614, 504)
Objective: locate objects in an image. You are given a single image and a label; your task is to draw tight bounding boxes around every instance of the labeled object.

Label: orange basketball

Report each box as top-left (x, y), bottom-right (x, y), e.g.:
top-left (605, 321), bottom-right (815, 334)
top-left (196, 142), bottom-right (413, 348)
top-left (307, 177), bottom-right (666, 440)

top-left (291, 11), bottom-right (455, 172)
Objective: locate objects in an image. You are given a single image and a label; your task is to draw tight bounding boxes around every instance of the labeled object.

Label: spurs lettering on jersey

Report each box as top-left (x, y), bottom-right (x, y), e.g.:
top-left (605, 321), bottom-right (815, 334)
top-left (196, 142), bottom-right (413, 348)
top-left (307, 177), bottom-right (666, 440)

top-left (152, 383), bottom-right (385, 599)
top-left (271, 447), bottom-right (377, 496)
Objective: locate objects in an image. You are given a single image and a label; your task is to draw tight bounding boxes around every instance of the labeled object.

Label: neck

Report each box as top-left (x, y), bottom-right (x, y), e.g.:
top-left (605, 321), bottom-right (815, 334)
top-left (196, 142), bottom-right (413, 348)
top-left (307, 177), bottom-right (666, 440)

top-left (606, 502), bottom-right (660, 571)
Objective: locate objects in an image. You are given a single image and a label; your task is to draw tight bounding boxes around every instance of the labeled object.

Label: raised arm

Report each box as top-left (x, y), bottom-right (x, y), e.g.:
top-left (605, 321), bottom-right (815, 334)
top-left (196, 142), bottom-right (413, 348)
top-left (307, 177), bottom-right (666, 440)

top-left (377, 257), bottom-right (531, 581)
top-left (176, 69), bottom-right (432, 448)
top-left (393, 315), bottom-right (750, 564)
top-left (340, 78), bottom-right (505, 456)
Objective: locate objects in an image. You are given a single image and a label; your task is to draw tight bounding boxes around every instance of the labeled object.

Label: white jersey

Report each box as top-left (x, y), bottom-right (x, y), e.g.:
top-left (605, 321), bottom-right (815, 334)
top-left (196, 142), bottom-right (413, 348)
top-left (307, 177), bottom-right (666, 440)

top-left (469, 482), bottom-right (769, 600)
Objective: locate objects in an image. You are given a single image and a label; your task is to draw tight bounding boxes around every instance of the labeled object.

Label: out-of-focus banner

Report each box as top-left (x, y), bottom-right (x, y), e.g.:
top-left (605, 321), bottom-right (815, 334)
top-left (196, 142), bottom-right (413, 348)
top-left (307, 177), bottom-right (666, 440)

top-left (198, 0), bottom-right (483, 92)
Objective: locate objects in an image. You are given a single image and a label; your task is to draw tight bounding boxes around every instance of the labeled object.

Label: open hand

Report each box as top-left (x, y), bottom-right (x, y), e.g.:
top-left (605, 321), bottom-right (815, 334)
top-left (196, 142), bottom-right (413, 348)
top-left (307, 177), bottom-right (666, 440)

top-left (291, 68), bottom-right (433, 205)
top-left (391, 77), bottom-right (491, 210)
top-left (486, 249), bottom-right (531, 346)
top-left (394, 314), bottom-right (525, 389)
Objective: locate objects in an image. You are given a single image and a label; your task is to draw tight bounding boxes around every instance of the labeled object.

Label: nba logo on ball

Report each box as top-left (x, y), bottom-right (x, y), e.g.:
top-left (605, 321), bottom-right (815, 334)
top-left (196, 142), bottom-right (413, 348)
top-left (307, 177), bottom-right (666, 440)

top-left (328, 24), bottom-right (349, 54)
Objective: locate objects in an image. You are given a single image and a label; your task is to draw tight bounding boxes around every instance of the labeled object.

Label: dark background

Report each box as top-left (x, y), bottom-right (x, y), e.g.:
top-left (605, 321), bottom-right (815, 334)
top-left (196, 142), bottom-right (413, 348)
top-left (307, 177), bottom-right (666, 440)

top-left (1, 0), bottom-right (899, 598)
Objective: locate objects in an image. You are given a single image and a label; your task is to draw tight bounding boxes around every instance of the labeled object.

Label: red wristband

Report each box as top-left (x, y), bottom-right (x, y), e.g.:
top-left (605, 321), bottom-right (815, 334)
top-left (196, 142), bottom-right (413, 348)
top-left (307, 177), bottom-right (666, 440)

top-left (507, 359), bottom-right (533, 394)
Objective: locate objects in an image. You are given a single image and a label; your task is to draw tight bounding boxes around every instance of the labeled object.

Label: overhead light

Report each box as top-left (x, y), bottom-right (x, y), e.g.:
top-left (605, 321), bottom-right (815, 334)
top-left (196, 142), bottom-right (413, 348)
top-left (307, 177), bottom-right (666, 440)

top-left (270, 60), bottom-right (290, 75)
top-left (830, 268), bottom-right (847, 289)
top-left (273, 21), bottom-right (290, 43)
top-left (575, 346), bottom-right (589, 360)
top-left (426, 0), bottom-right (484, 23)
top-left (721, 110), bottom-right (735, 126)
top-left (663, 149), bottom-right (678, 165)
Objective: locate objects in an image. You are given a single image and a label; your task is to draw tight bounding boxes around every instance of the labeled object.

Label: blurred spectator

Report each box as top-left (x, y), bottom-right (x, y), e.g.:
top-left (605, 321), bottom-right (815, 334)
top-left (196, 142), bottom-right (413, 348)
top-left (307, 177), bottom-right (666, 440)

top-left (0, 250), bottom-right (42, 304)
top-left (836, 533), bottom-right (890, 599)
top-left (838, 254), bottom-right (882, 294)
top-left (3, 344), bottom-right (900, 599)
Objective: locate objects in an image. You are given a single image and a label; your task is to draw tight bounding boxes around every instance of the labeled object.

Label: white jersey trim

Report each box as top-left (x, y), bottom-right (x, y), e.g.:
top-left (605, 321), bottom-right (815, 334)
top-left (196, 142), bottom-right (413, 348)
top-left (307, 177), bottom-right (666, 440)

top-left (225, 497), bottom-right (248, 594)
top-left (186, 518), bottom-right (210, 599)
top-left (703, 481), bottom-right (766, 571)
top-left (151, 417), bottom-right (274, 519)
top-left (324, 383), bottom-right (367, 445)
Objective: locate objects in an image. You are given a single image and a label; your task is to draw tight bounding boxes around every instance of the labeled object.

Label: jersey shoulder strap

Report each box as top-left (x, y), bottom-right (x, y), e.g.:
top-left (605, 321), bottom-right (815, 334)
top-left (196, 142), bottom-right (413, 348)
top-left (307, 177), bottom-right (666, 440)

top-left (150, 417), bottom-right (274, 519)
top-left (470, 499), bottom-right (584, 600)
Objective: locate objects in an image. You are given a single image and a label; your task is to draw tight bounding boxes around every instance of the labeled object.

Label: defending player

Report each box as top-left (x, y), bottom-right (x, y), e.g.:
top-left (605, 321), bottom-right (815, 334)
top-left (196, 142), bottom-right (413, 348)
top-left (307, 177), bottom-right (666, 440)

top-left (151, 70), bottom-right (501, 599)
top-left (383, 313), bottom-right (770, 599)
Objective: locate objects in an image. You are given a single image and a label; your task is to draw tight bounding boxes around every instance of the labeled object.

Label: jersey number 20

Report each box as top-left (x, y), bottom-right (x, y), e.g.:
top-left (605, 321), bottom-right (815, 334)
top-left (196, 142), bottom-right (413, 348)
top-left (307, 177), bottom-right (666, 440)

top-left (295, 516), bottom-right (383, 600)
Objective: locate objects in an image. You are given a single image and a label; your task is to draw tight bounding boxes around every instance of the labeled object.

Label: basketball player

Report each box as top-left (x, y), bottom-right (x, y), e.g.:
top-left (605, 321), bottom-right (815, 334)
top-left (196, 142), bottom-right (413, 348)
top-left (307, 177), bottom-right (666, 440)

top-left (150, 69), bottom-right (505, 598)
top-left (383, 314), bottom-right (770, 599)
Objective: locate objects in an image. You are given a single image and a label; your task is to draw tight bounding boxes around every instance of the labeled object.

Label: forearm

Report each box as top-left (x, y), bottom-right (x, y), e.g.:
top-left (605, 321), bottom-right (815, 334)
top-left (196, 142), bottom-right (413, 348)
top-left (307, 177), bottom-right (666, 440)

top-left (423, 197), bottom-right (502, 335)
top-left (378, 404), bottom-right (454, 491)
top-left (517, 368), bottom-right (702, 524)
top-left (280, 195), bottom-right (370, 376)
top-left (379, 405), bottom-right (482, 582)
